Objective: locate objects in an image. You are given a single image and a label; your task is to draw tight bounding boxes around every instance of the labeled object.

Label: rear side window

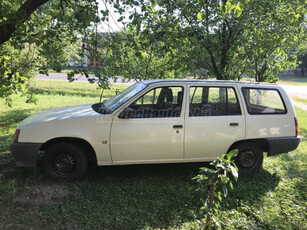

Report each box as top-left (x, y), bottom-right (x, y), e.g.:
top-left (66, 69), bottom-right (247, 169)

top-left (242, 88), bottom-right (286, 114)
top-left (189, 86), bottom-right (241, 116)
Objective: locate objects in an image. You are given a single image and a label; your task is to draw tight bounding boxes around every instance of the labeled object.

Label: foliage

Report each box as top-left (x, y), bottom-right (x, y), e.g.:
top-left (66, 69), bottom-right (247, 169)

top-left (193, 150), bottom-right (238, 229)
top-left (234, 0), bottom-right (306, 82)
top-left (0, 0), bottom-right (49, 45)
top-left (0, 0), bottom-right (98, 105)
top-left (68, 28), bottom-right (190, 92)
top-left (95, 30), bottom-right (186, 79)
top-left (0, 79), bottom-right (306, 229)
top-left (1, 0), bottom-right (307, 106)
top-left (105, 0), bottom-right (246, 80)
top-left (35, 0), bottom-right (98, 72)
top-left (104, 0), bottom-right (306, 82)
top-left (40, 37), bottom-right (82, 73)
top-left (0, 43), bottom-right (42, 106)
top-left (297, 49), bottom-right (307, 76)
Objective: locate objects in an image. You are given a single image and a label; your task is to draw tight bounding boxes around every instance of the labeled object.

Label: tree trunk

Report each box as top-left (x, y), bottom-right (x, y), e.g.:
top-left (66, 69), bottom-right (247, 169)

top-left (206, 184), bottom-right (215, 225)
top-left (0, 0), bottom-right (50, 46)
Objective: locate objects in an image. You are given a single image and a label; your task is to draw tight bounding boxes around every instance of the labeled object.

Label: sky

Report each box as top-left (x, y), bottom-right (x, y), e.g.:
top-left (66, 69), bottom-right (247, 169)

top-left (98, 1), bottom-right (125, 32)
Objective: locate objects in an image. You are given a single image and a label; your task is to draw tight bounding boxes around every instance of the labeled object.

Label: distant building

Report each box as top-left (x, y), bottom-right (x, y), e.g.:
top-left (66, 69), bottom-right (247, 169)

top-left (70, 32), bottom-right (112, 68)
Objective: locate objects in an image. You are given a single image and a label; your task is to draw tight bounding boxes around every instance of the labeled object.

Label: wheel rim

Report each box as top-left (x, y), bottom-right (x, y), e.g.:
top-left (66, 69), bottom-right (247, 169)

top-left (238, 150), bottom-right (256, 168)
top-left (53, 153), bottom-right (76, 175)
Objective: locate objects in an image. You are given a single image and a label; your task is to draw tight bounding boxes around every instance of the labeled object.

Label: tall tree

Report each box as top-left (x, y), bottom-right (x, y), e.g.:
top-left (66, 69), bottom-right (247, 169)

top-left (234, 0), bottom-right (305, 82)
top-left (106, 0), bottom-right (306, 81)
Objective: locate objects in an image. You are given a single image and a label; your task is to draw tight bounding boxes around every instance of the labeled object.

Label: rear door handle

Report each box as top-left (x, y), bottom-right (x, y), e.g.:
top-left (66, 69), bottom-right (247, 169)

top-left (173, 125), bottom-right (183, 129)
top-left (229, 123), bottom-right (239, 126)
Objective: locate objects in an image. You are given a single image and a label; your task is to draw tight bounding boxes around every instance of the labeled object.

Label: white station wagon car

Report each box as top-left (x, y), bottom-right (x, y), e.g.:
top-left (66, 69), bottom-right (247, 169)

top-left (10, 79), bottom-right (301, 181)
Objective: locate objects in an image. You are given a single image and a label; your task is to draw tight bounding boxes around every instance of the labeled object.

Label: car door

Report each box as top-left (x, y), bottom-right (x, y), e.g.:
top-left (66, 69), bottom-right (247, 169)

top-left (110, 85), bottom-right (185, 163)
top-left (184, 85), bottom-right (245, 160)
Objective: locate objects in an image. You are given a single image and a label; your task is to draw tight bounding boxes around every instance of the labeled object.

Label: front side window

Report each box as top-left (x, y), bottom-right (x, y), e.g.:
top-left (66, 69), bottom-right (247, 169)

top-left (242, 88), bottom-right (286, 114)
top-left (189, 86), bottom-right (241, 116)
top-left (119, 86), bottom-right (184, 118)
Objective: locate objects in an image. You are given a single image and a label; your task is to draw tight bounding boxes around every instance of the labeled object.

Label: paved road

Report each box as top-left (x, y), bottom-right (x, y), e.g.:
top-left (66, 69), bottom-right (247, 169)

top-left (278, 84), bottom-right (307, 99)
top-left (36, 73), bottom-right (307, 109)
top-left (278, 84), bottom-right (307, 111)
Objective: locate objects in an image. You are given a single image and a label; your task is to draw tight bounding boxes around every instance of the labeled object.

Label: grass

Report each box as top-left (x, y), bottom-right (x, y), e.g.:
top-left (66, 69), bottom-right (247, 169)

top-left (292, 97), bottom-right (307, 104)
top-left (278, 74), bottom-right (307, 86)
top-left (0, 80), bottom-right (306, 229)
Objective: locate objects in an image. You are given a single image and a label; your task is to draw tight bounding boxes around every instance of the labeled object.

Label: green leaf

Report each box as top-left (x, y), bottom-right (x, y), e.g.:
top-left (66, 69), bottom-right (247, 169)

top-left (88, 78), bottom-right (95, 84)
top-left (227, 149), bottom-right (238, 159)
top-left (223, 185), bottom-right (228, 197)
top-left (226, 1), bottom-right (236, 11)
top-left (230, 165), bottom-right (238, 179)
top-left (197, 12), bottom-right (204, 21)
top-left (220, 4), bottom-right (228, 14)
top-left (152, 0), bottom-right (157, 8)
top-left (235, 6), bottom-right (242, 17)
top-left (140, 51), bottom-right (146, 59)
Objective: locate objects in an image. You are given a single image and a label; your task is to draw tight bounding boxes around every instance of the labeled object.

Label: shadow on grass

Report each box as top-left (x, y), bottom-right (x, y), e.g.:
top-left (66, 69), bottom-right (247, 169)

top-left (28, 162), bottom-right (280, 230)
top-left (0, 154), bottom-right (283, 230)
top-left (0, 109), bottom-right (32, 127)
top-left (0, 108), bottom-right (44, 179)
top-left (0, 109), bottom-right (33, 153)
top-left (278, 127), bottom-right (306, 201)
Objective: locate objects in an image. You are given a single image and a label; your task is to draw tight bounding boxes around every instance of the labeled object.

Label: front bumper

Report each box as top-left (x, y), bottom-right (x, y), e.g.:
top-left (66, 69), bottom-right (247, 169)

top-left (10, 142), bottom-right (43, 167)
top-left (267, 136), bottom-right (301, 157)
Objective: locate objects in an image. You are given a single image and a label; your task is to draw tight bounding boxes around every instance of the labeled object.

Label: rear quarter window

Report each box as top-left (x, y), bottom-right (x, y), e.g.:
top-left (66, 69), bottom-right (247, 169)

top-left (242, 88), bottom-right (287, 114)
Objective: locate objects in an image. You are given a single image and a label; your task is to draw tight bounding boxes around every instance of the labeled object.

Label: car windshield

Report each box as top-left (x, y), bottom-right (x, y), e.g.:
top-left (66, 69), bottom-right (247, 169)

top-left (102, 82), bottom-right (147, 113)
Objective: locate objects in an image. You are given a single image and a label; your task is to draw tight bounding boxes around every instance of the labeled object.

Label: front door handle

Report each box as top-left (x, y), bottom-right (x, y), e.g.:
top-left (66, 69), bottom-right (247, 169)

top-left (173, 125), bottom-right (183, 129)
top-left (229, 123), bottom-right (239, 126)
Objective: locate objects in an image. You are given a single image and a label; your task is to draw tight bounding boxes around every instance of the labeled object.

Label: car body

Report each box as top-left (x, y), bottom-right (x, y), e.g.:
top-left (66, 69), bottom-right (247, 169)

top-left (10, 79), bottom-right (301, 180)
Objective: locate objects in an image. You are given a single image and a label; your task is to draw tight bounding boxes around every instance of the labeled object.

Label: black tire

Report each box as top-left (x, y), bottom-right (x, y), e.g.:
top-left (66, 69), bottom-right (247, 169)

top-left (234, 142), bottom-right (263, 174)
top-left (43, 142), bottom-right (88, 181)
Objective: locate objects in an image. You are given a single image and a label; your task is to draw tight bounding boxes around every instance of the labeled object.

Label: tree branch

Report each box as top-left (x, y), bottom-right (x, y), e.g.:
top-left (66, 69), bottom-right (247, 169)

top-left (0, 0), bottom-right (50, 45)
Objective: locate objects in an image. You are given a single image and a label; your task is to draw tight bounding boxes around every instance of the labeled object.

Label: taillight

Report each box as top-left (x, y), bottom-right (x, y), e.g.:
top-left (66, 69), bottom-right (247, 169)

top-left (294, 117), bottom-right (299, 137)
top-left (13, 129), bottom-right (20, 142)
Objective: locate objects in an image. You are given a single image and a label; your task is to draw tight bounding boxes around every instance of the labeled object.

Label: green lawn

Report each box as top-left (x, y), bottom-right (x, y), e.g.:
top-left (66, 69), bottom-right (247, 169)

top-left (292, 97), bottom-right (307, 104)
top-left (0, 80), bottom-right (306, 229)
top-left (278, 74), bottom-right (307, 86)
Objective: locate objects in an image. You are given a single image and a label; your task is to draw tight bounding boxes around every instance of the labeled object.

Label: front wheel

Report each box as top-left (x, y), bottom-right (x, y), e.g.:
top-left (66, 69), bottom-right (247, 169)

top-left (234, 142), bottom-right (263, 174)
top-left (43, 142), bottom-right (88, 181)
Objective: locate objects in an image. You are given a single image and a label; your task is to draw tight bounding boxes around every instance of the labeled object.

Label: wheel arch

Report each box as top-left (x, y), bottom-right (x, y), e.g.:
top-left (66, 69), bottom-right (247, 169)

top-left (40, 137), bottom-right (97, 165)
top-left (227, 139), bottom-right (269, 153)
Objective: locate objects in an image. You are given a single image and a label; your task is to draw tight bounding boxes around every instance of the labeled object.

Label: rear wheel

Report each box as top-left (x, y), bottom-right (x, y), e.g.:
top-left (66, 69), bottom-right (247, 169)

top-left (44, 142), bottom-right (88, 181)
top-left (235, 142), bottom-right (263, 174)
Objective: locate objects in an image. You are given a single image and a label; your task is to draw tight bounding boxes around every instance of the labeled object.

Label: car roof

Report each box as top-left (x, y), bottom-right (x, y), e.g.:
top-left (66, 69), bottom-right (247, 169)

top-left (141, 79), bottom-right (277, 86)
